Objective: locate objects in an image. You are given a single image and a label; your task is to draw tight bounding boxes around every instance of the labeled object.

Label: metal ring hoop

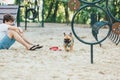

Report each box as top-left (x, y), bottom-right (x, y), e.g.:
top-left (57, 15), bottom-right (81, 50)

top-left (80, 0), bottom-right (101, 4)
top-left (71, 4), bottom-right (112, 45)
top-left (26, 8), bottom-right (38, 20)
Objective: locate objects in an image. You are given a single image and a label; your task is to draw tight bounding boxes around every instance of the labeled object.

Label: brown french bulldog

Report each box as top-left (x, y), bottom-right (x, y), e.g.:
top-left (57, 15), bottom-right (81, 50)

top-left (63, 32), bottom-right (74, 51)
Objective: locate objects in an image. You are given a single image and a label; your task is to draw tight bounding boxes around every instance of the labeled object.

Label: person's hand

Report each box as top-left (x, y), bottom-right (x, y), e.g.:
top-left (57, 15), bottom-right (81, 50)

top-left (18, 27), bottom-right (23, 33)
top-left (15, 28), bottom-right (20, 33)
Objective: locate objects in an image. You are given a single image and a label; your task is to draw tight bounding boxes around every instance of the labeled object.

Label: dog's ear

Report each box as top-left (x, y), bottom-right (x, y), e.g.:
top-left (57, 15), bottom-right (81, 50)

top-left (64, 33), bottom-right (66, 36)
top-left (69, 32), bottom-right (72, 36)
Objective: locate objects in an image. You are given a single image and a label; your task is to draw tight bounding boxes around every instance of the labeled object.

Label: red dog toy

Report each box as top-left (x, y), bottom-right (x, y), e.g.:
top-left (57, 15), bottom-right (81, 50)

top-left (49, 46), bottom-right (62, 51)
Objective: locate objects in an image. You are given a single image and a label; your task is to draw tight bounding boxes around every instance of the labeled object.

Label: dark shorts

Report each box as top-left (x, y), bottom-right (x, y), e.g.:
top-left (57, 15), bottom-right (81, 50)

top-left (0, 35), bottom-right (15, 49)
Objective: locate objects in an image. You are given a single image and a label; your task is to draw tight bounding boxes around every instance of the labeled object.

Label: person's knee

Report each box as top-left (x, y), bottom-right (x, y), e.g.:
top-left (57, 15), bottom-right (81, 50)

top-left (7, 30), bottom-right (16, 39)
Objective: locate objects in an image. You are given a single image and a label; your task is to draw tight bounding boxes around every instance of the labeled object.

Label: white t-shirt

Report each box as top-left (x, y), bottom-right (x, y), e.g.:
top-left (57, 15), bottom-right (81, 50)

top-left (0, 23), bottom-right (9, 41)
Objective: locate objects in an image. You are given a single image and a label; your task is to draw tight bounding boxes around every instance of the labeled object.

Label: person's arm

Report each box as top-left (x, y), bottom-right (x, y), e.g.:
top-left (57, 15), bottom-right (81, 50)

top-left (8, 25), bottom-right (20, 33)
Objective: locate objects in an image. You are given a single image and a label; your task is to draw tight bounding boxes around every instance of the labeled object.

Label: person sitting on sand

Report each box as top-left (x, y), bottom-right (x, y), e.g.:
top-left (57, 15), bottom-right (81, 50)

top-left (0, 13), bottom-right (43, 50)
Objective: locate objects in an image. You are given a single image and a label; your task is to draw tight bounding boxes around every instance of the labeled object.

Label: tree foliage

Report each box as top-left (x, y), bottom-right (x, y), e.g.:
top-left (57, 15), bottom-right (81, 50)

top-left (13, 0), bottom-right (120, 24)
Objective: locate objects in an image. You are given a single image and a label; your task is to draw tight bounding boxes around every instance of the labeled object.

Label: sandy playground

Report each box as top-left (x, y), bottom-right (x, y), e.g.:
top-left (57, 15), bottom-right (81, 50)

top-left (0, 23), bottom-right (120, 80)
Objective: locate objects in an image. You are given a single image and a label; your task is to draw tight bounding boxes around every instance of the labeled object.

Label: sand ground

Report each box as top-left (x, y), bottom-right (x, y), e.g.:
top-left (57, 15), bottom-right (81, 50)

top-left (0, 23), bottom-right (120, 80)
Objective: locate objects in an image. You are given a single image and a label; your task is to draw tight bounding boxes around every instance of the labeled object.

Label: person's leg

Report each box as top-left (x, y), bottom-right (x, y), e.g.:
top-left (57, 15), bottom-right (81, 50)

top-left (7, 30), bottom-right (32, 50)
top-left (18, 32), bottom-right (43, 48)
top-left (20, 33), bottom-right (43, 49)
top-left (18, 32), bottom-right (33, 45)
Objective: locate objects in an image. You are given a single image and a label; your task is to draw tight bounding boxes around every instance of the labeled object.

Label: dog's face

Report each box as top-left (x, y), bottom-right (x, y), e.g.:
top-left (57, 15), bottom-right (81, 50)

top-left (64, 33), bottom-right (73, 44)
top-left (63, 33), bottom-right (74, 51)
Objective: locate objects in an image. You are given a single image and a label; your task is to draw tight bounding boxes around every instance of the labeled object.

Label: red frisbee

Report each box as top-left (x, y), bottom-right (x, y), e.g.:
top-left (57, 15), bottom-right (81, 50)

top-left (49, 46), bottom-right (62, 51)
